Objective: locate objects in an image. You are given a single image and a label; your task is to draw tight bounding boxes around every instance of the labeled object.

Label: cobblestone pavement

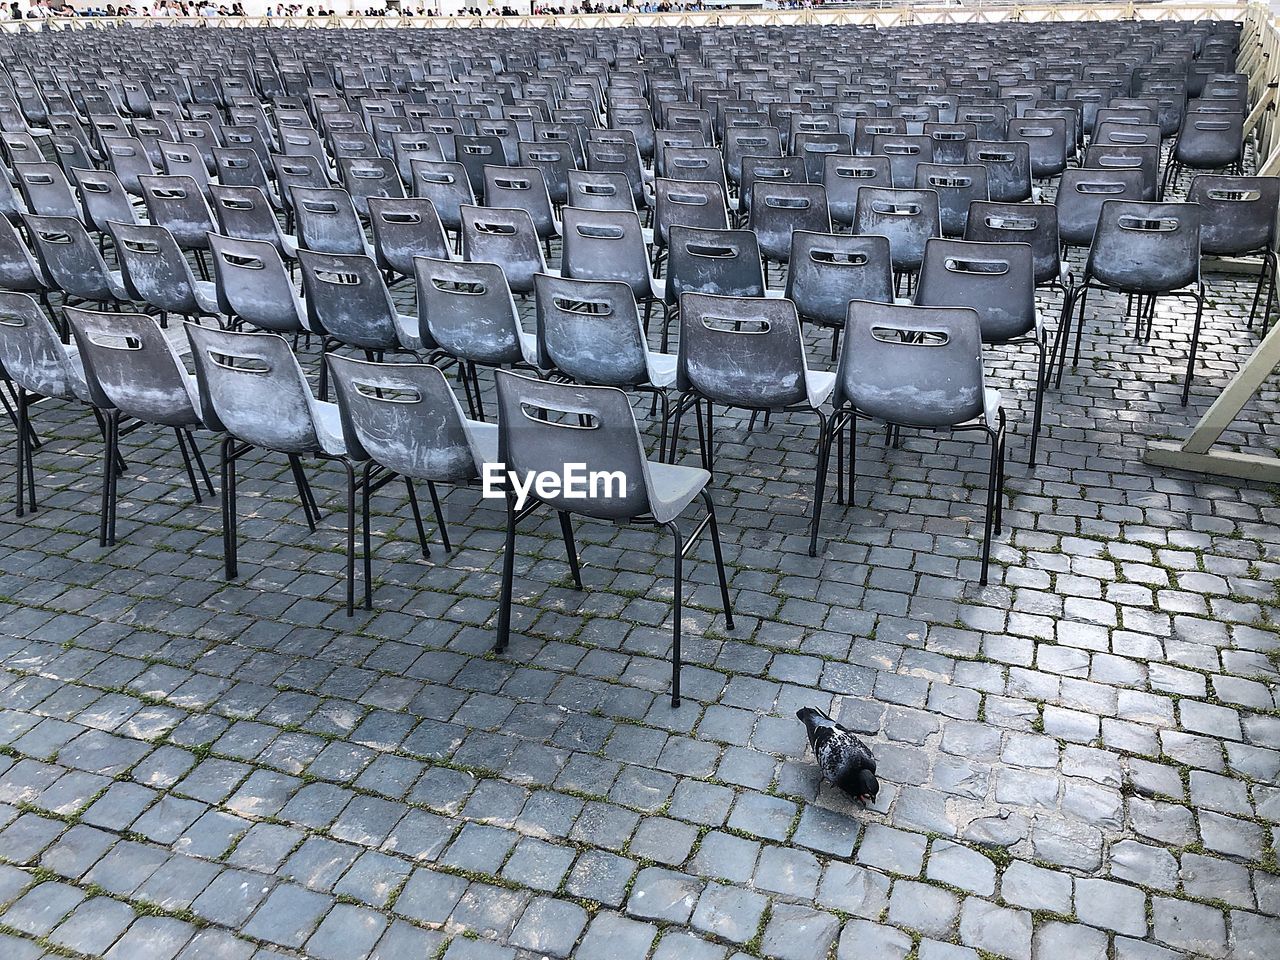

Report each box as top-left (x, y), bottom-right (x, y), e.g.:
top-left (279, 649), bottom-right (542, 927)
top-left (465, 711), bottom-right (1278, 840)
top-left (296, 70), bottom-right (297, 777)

top-left (1, 176), bottom-right (1279, 959)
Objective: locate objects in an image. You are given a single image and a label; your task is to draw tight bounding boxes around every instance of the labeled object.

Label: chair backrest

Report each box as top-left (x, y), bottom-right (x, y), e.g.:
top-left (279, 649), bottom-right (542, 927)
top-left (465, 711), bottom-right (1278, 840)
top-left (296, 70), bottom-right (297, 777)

top-left (22, 214), bottom-right (120, 303)
top-left (653, 178), bottom-right (729, 250)
top-left (483, 165), bottom-right (559, 239)
top-left (965, 199), bottom-right (1062, 287)
top-left (824, 155), bottom-right (892, 227)
top-left (1087, 200), bottom-right (1202, 293)
top-left (561, 206), bottom-right (653, 299)
top-left (915, 238), bottom-right (1037, 343)
top-left (409, 159), bottom-right (474, 231)
top-left (1094, 120), bottom-right (1161, 149)
top-left (1081, 142), bottom-right (1159, 200)
top-left (723, 125), bottom-right (782, 185)
top-left (296, 249), bottom-right (401, 351)
top-left (273, 154), bottom-right (333, 212)
top-left (139, 174), bottom-right (216, 250)
top-left (291, 186), bottom-right (368, 256)
top-left (785, 231), bottom-right (894, 328)
top-left (455, 134), bottom-right (506, 201)
top-left (157, 139), bottom-right (212, 192)
top-left (0, 215), bottom-right (46, 293)
top-left (495, 369), bottom-right (653, 522)
top-left (852, 186), bottom-right (941, 274)
top-left (914, 163), bottom-right (989, 238)
top-left (534, 273), bottom-right (650, 387)
top-left (108, 220), bottom-right (203, 315)
top-left (1007, 116), bottom-right (1068, 178)
top-left (837, 299), bottom-right (987, 428)
top-left (460, 204), bottom-right (546, 295)
top-left (584, 137), bottom-right (647, 206)
top-left (71, 167), bottom-right (137, 234)
top-left (366, 196), bottom-right (450, 277)
top-left (14, 161), bottom-right (80, 220)
top-left (665, 225), bottom-right (766, 303)
top-left (872, 132), bottom-right (935, 189)
top-left (207, 233), bottom-right (307, 333)
top-left (748, 181), bottom-right (831, 263)
top-left (338, 156), bottom-right (405, 216)
top-left (567, 169), bottom-right (638, 213)
top-left (329, 356), bottom-right (483, 483)
top-left (209, 184), bottom-right (291, 256)
top-left (1057, 167), bottom-right (1147, 248)
top-left (964, 139), bottom-right (1032, 203)
top-left (1185, 174), bottom-right (1280, 257)
top-left (65, 306), bottom-right (199, 425)
top-left (0, 290), bottom-right (82, 400)
top-left (413, 255), bottom-right (525, 365)
top-left (185, 323), bottom-right (322, 453)
top-left (392, 131), bottom-right (446, 184)
top-left (677, 292), bottom-right (811, 409)
top-left (1175, 111), bottom-right (1245, 169)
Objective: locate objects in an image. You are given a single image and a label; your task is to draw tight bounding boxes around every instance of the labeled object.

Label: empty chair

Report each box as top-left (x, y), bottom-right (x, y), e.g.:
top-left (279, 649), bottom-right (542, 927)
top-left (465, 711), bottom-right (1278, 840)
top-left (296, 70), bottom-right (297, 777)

top-left (747, 181), bottom-right (830, 274)
top-left (103, 136), bottom-right (157, 197)
top-left (273, 153), bottom-right (333, 227)
top-left (810, 299), bottom-right (1004, 583)
top-left (366, 196), bottom-right (451, 283)
top-left (14, 162), bottom-right (80, 220)
top-left (65, 306), bottom-right (214, 547)
top-left (139, 174), bottom-right (217, 274)
top-left (915, 238), bottom-right (1047, 463)
top-left (410, 159), bottom-right (475, 238)
top-left (651, 178), bottom-right (729, 268)
top-left (585, 137), bottom-right (649, 212)
top-left (157, 140), bottom-right (213, 195)
top-left (291, 186), bottom-right (372, 256)
top-left (72, 168), bottom-right (140, 241)
top-left (492, 368), bottom-right (733, 707)
top-left (328, 356), bottom-right (495, 608)
top-left (209, 184), bottom-right (299, 261)
top-left (663, 225), bottom-right (769, 350)
top-left (483, 165), bottom-right (561, 244)
top-left (1186, 175), bottom-right (1280, 331)
top-left (517, 140), bottom-right (574, 208)
top-left (185, 323), bottom-right (363, 614)
top-left (965, 140), bottom-right (1034, 203)
top-left (0, 216), bottom-right (53, 311)
top-left (454, 134), bottom-right (507, 202)
top-left (785, 231), bottom-right (895, 358)
top-left (915, 162), bottom-right (989, 238)
top-left (1007, 116), bottom-right (1068, 179)
top-left (0, 290), bottom-right (96, 516)
top-left (338, 156), bottom-right (405, 217)
top-left (460, 204), bottom-right (551, 295)
top-left (567, 169), bottom-right (638, 214)
top-left (560, 206), bottom-right (663, 325)
top-left (1064, 200), bottom-right (1205, 404)
top-left (109, 221), bottom-right (221, 326)
top-left (824, 155), bottom-right (892, 229)
top-left (23, 214), bottom-right (133, 310)
top-left (873, 133), bottom-right (935, 189)
top-left (852, 186), bottom-right (941, 288)
top-left (207, 233), bottom-right (309, 335)
top-left (1163, 111), bottom-right (1245, 194)
top-left (1057, 167), bottom-right (1147, 252)
top-left (1082, 142), bottom-right (1160, 200)
top-left (413, 256), bottom-right (537, 419)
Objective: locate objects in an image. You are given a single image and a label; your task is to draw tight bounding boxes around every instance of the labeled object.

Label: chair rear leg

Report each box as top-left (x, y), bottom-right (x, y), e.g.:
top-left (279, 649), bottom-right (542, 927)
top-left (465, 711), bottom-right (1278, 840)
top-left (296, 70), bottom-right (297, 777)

top-left (1029, 334), bottom-right (1047, 466)
top-left (288, 454), bottom-right (320, 531)
top-left (495, 495), bottom-right (518, 653)
top-left (979, 424), bottom-right (1001, 586)
top-left (220, 437), bottom-right (239, 579)
top-left (362, 465), bottom-right (375, 610)
top-left (666, 519), bottom-right (685, 708)
top-left (343, 460), bottom-right (356, 616)
top-left (404, 476), bottom-right (431, 559)
top-left (1182, 288), bottom-right (1206, 406)
top-left (558, 510), bottom-right (583, 589)
top-left (427, 480), bottom-right (451, 552)
top-left (174, 428), bottom-right (203, 503)
top-left (809, 410), bottom-right (836, 558)
top-left (701, 490), bottom-right (734, 631)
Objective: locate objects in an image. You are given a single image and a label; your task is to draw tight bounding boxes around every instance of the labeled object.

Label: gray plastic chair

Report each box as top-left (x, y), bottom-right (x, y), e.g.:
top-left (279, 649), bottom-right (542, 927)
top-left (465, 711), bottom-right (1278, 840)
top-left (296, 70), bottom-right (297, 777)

top-left (460, 204), bottom-right (551, 296)
top-left (209, 184), bottom-right (300, 261)
top-left (1186, 175), bottom-right (1280, 332)
top-left (207, 233), bottom-right (310, 335)
top-left (328, 356), bottom-right (496, 608)
top-left (493, 368), bottom-right (733, 707)
top-left (23, 214), bottom-right (133, 310)
top-left (824, 155), bottom-right (892, 229)
top-left (71, 168), bottom-right (140, 242)
top-left (914, 162), bottom-right (989, 239)
top-left (785, 231), bottom-right (895, 359)
top-left (0, 290), bottom-right (97, 516)
top-left (410, 159), bottom-right (475, 238)
top-left (748, 181), bottom-right (830, 273)
top-left (14, 162), bottom-right (80, 220)
top-left (366, 196), bottom-right (451, 283)
top-left (139, 174), bottom-right (217, 277)
top-left (185, 322), bottom-right (363, 614)
top-left (560, 205), bottom-right (663, 326)
top-left (811, 299), bottom-right (1005, 583)
top-left (1065, 200), bottom-right (1205, 405)
top-left (915, 238), bottom-right (1047, 463)
top-left (852, 186), bottom-right (941, 290)
top-left (109, 220), bottom-right (221, 328)
top-left (65, 306), bottom-right (213, 547)
top-left (483, 165), bottom-right (561, 244)
top-left (291, 186), bottom-right (372, 256)
top-left (413, 255), bottom-right (537, 419)
top-left (0, 215), bottom-right (54, 316)
top-left (338, 156), bottom-right (405, 217)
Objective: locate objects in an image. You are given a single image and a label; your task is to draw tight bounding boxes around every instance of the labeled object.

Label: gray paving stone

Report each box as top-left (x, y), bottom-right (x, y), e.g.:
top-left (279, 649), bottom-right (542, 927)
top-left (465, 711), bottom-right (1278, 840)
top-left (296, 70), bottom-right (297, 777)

top-left (1033, 921), bottom-right (1109, 960)
top-left (305, 903), bottom-right (388, 960)
top-left (509, 896), bottom-right (589, 958)
top-left (926, 840), bottom-right (996, 896)
top-left (1076, 878), bottom-right (1148, 937)
top-left (576, 912), bottom-right (657, 960)
top-left (957, 898), bottom-right (1032, 960)
top-left (888, 880), bottom-right (959, 938)
top-left (691, 882), bottom-right (768, 945)
top-left (836, 919), bottom-right (912, 960)
top-left (1151, 897), bottom-right (1228, 959)
top-left (240, 884), bottom-right (332, 948)
top-left (759, 903), bottom-right (840, 960)
top-left (627, 866), bottom-right (702, 924)
top-left (3, 881), bottom-right (86, 936)
top-left (856, 824), bottom-right (927, 876)
top-left (103, 916), bottom-right (196, 960)
top-left (47, 897), bottom-right (135, 955)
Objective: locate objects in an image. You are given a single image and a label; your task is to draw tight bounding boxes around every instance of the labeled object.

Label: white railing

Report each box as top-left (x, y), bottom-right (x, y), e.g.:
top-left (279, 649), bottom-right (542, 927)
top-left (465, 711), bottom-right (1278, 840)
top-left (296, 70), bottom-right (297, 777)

top-left (0, 1), bottom-right (1251, 32)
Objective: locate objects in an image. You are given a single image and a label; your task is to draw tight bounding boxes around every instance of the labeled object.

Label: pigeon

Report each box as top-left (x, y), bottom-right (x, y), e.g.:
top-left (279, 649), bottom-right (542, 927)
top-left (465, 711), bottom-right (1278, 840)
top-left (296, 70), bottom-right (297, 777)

top-left (796, 706), bottom-right (879, 804)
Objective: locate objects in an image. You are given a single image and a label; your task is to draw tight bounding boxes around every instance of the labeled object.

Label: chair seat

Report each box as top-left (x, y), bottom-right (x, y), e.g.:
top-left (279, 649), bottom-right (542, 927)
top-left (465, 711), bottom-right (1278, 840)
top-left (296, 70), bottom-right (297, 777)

top-left (107, 270), bottom-right (132, 302)
top-left (646, 459), bottom-right (710, 525)
top-left (467, 419), bottom-right (499, 468)
top-left (517, 328), bottom-right (539, 366)
top-left (805, 369), bottom-right (837, 409)
top-left (62, 340), bottom-right (94, 405)
top-left (192, 281), bottom-right (220, 315)
top-left (982, 386), bottom-right (1002, 431)
top-left (310, 399), bottom-right (348, 457)
top-left (395, 312), bottom-right (422, 351)
top-left (645, 350), bottom-right (677, 388)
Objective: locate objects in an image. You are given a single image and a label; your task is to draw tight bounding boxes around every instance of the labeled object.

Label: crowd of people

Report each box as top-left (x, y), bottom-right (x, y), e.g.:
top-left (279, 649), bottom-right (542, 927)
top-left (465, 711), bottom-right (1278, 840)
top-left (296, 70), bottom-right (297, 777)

top-left (6, 0), bottom-right (817, 17)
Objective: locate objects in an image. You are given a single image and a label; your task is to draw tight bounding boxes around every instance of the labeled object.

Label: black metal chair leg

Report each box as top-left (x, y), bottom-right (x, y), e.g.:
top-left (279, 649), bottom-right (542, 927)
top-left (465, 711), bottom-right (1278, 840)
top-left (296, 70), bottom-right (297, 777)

top-left (189, 432), bottom-right (215, 496)
top-left (288, 454), bottom-right (319, 531)
top-left (221, 437), bottom-right (238, 579)
top-left (980, 423), bottom-right (1001, 586)
top-left (1029, 333), bottom-right (1047, 466)
top-left (426, 480), bottom-right (451, 552)
top-left (558, 510), bottom-right (583, 589)
top-left (666, 519), bottom-right (684, 708)
top-left (495, 495), bottom-right (518, 652)
top-left (701, 488), bottom-right (734, 630)
top-left (809, 410), bottom-right (836, 558)
top-left (1182, 288), bottom-right (1205, 406)
top-left (174, 427), bottom-right (203, 503)
top-left (98, 410), bottom-right (116, 546)
top-left (344, 460), bottom-right (357, 616)
top-left (404, 476), bottom-right (431, 559)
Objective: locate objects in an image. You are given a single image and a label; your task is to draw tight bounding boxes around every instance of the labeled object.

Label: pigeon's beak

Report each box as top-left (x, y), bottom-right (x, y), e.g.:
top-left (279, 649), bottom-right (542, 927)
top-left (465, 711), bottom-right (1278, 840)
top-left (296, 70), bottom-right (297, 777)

top-left (860, 794), bottom-right (875, 804)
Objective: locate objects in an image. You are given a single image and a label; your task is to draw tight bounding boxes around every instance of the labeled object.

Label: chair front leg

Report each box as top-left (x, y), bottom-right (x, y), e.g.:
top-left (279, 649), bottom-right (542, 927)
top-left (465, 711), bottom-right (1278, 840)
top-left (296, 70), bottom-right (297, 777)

top-left (404, 476), bottom-right (431, 559)
top-left (220, 436), bottom-right (239, 579)
top-left (1029, 331), bottom-right (1047, 467)
top-left (665, 518), bottom-right (685, 709)
top-left (1182, 284), bottom-right (1206, 407)
top-left (700, 488), bottom-right (734, 632)
top-left (980, 420), bottom-right (1002, 587)
top-left (495, 493), bottom-right (518, 653)
top-left (808, 408), bottom-right (836, 558)
top-left (558, 510), bottom-right (583, 590)
top-left (343, 459), bottom-right (357, 617)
